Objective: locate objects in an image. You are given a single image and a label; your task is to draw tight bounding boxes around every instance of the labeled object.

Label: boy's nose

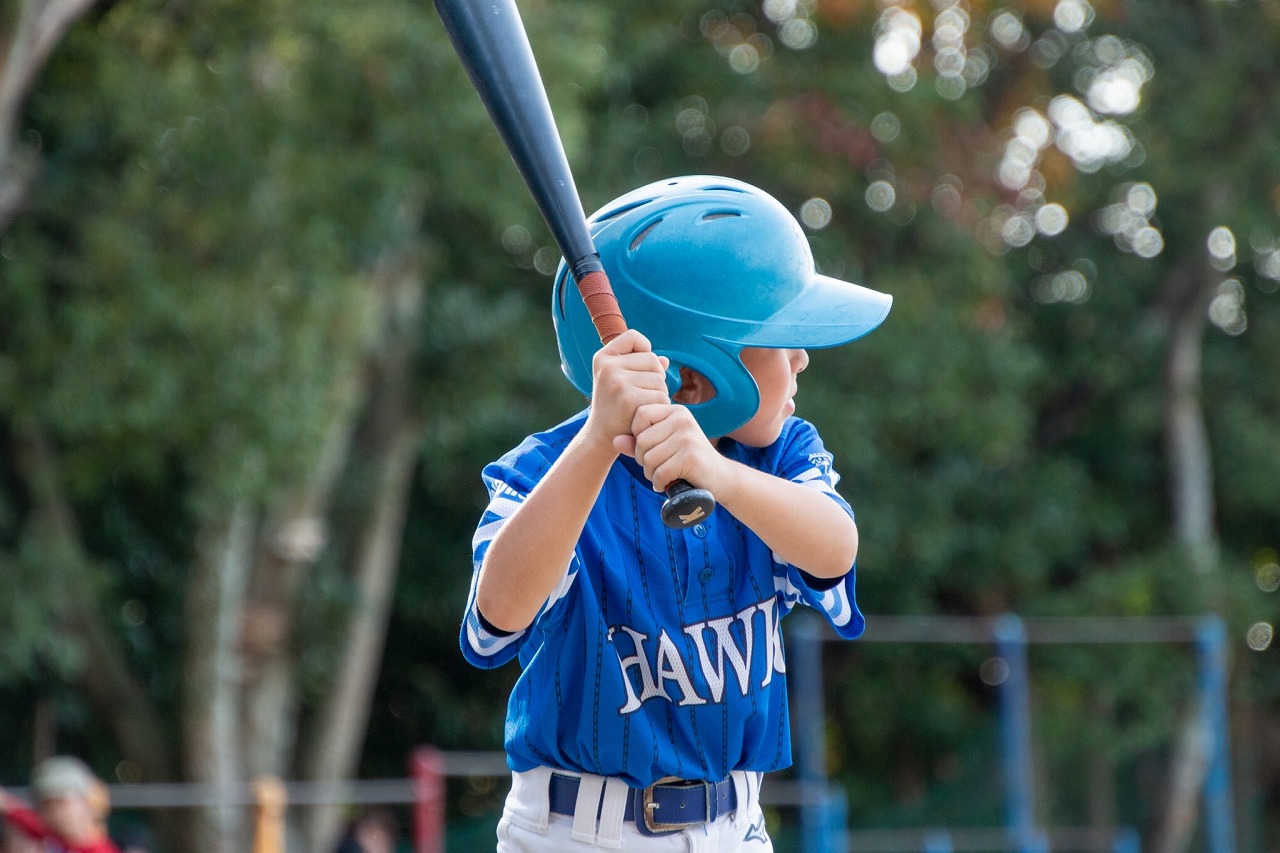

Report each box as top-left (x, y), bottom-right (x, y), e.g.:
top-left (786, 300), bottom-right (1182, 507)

top-left (792, 349), bottom-right (809, 372)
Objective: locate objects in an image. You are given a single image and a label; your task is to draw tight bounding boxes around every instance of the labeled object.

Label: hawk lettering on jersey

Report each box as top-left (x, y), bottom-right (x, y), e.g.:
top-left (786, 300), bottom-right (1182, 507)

top-left (609, 597), bottom-right (787, 715)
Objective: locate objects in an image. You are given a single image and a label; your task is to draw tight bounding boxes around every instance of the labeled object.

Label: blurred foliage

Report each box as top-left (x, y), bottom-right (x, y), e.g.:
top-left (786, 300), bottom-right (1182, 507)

top-left (1, 0), bottom-right (1279, 849)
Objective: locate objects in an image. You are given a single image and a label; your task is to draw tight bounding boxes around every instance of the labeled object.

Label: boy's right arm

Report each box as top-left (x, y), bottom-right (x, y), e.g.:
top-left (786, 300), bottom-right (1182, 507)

top-left (474, 330), bottom-right (669, 633)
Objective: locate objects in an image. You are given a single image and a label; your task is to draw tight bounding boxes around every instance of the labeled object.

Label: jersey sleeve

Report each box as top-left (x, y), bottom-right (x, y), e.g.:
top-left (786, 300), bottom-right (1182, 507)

top-left (460, 444), bottom-right (582, 669)
top-left (771, 420), bottom-right (866, 640)
top-left (3, 801), bottom-right (52, 840)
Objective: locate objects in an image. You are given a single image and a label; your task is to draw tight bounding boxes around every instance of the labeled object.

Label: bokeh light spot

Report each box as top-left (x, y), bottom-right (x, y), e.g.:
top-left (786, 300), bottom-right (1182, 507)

top-left (1208, 279), bottom-right (1247, 335)
top-left (1256, 562), bottom-right (1280, 593)
top-left (800, 198), bottom-right (833, 230)
top-left (1132, 226), bottom-right (1165, 258)
top-left (720, 126), bottom-right (751, 156)
top-left (980, 657), bottom-right (1010, 685)
top-left (501, 225), bottom-right (532, 254)
top-left (871, 112), bottom-right (901, 143)
top-left (866, 180), bottom-right (896, 212)
top-left (1054, 0), bottom-right (1095, 33)
top-left (1247, 622), bottom-right (1274, 652)
top-left (729, 43), bottom-right (761, 73)
top-left (780, 18), bottom-right (817, 50)
top-left (533, 246), bottom-right (559, 276)
top-left (990, 11), bottom-right (1028, 50)
top-left (1036, 203), bottom-right (1070, 236)
top-left (1207, 226), bottom-right (1237, 269)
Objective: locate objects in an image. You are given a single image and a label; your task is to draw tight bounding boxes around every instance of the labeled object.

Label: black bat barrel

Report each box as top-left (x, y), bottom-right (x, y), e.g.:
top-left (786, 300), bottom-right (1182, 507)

top-left (433, 0), bottom-right (597, 273)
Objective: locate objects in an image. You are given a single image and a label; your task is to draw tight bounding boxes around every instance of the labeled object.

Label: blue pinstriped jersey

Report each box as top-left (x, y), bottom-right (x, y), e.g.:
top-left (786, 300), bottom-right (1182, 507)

top-left (461, 410), bottom-right (864, 788)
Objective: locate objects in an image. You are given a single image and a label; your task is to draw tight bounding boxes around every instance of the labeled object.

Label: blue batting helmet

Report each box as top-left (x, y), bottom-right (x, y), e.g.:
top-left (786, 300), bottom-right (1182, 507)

top-left (553, 175), bottom-right (892, 438)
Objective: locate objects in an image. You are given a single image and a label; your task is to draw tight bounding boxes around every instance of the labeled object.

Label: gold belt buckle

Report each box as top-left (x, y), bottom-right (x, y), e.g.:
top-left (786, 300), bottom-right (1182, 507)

top-left (641, 776), bottom-right (708, 833)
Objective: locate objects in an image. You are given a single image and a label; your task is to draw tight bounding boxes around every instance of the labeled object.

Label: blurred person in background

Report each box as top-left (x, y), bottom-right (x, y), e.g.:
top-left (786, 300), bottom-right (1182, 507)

top-left (0, 756), bottom-right (121, 853)
top-left (333, 807), bottom-right (399, 853)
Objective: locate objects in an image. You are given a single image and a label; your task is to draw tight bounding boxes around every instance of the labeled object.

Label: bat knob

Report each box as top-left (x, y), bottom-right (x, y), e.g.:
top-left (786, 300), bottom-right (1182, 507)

top-left (661, 480), bottom-right (716, 529)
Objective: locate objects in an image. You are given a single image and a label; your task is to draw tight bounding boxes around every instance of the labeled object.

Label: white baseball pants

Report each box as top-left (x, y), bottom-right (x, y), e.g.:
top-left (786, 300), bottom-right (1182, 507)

top-left (494, 767), bottom-right (774, 852)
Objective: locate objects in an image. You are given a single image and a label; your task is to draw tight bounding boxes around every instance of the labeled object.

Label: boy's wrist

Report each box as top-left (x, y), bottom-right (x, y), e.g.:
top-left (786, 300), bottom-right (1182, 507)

top-left (699, 454), bottom-right (743, 505)
top-left (573, 422), bottom-right (623, 465)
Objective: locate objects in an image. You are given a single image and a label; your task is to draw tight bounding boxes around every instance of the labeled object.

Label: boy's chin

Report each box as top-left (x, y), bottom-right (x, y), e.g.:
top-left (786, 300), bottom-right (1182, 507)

top-left (727, 421), bottom-right (785, 448)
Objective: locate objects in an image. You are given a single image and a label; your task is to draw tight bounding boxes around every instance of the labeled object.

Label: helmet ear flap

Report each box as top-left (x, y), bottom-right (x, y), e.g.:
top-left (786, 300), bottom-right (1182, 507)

top-left (661, 339), bottom-right (760, 439)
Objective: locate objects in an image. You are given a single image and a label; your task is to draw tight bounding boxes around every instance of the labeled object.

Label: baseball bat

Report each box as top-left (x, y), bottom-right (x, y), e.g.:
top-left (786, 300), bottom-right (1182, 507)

top-left (434, 0), bottom-right (715, 529)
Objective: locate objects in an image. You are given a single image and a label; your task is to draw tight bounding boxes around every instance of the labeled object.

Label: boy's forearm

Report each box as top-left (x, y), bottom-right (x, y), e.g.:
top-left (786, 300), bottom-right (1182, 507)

top-left (475, 431), bottom-right (618, 632)
top-left (714, 462), bottom-right (858, 578)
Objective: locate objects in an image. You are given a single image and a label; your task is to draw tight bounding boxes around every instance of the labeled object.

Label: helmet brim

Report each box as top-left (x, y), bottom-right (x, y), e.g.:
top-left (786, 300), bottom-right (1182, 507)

top-left (726, 274), bottom-right (893, 350)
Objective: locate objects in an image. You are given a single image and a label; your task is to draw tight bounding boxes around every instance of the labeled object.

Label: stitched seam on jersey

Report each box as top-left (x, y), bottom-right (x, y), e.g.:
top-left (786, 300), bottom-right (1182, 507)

top-left (686, 536), bottom-right (712, 776)
top-left (591, 554), bottom-right (603, 766)
top-left (664, 524), bottom-right (685, 780)
top-left (737, 518), bottom-right (767, 728)
top-left (665, 523), bottom-right (685, 607)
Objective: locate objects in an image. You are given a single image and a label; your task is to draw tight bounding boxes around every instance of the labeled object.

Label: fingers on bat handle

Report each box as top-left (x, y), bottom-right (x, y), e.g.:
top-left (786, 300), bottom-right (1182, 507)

top-left (574, 270), bottom-right (715, 524)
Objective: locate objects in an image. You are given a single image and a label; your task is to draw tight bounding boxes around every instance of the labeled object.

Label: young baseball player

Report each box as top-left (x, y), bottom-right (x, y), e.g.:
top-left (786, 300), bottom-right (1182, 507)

top-left (461, 176), bottom-right (891, 851)
top-left (0, 756), bottom-right (121, 853)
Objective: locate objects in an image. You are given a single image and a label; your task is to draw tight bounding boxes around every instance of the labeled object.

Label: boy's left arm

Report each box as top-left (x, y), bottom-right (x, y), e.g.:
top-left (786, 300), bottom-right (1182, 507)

top-left (710, 462), bottom-right (857, 579)
top-left (630, 406), bottom-right (857, 579)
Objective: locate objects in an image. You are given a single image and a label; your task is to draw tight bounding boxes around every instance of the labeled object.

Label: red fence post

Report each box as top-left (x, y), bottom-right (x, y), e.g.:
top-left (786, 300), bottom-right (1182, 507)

top-left (411, 746), bottom-right (445, 853)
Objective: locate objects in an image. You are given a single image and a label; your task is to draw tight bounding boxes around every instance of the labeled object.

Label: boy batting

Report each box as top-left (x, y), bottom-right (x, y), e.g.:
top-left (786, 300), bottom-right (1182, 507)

top-left (461, 176), bottom-right (891, 851)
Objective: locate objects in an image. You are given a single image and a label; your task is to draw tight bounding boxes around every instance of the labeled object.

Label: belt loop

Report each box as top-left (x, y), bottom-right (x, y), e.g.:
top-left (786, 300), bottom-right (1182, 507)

top-left (730, 771), bottom-right (751, 829)
top-left (595, 777), bottom-right (628, 849)
top-left (510, 767), bottom-right (553, 831)
top-left (570, 772), bottom-right (606, 843)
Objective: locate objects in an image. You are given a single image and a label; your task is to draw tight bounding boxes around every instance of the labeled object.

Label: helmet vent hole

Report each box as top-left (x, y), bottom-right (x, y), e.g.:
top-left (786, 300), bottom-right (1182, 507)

top-left (629, 219), bottom-right (663, 251)
top-left (702, 211), bottom-right (741, 221)
top-left (596, 197), bottom-right (657, 223)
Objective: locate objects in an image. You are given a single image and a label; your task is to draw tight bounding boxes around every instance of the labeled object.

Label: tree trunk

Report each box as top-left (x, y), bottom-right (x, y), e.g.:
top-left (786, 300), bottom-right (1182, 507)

top-left (299, 259), bottom-right (423, 853)
top-left (183, 503), bottom-right (256, 853)
top-left (1150, 242), bottom-right (1224, 853)
top-left (1086, 691), bottom-right (1116, 834)
top-left (1162, 267), bottom-right (1218, 563)
top-left (1153, 697), bottom-right (1214, 853)
top-left (300, 421), bottom-right (419, 852)
top-left (240, 411), bottom-right (362, 781)
top-left (0, 0), bottom-right (100, 233)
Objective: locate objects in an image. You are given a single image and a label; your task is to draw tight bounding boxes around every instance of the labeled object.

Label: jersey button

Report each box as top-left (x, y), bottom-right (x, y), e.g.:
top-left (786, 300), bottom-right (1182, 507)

top-left (699, 567), bottom-right (714, 583)
top-left (692, 523), bottom-right (707, 538)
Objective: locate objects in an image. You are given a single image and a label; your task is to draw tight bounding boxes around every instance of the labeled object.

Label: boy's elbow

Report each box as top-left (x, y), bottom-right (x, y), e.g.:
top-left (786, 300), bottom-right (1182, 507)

top-left (845, 517), bottom-right (859, 563)
top-left (475, 601), bottom-right (532, 636)
top-left (474, 585), bottom-right (534, 635)
top-left (826, 516), bottom-right (859, 577)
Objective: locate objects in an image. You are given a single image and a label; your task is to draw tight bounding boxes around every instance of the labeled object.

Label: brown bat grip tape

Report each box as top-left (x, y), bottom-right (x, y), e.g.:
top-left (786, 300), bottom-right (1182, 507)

top-left (576, 270), bottom-right (627, 344)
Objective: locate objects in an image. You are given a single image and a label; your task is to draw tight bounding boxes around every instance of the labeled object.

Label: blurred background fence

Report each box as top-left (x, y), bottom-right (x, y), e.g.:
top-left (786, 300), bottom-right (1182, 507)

top-left (4, 614), bottom-right (1238, 853)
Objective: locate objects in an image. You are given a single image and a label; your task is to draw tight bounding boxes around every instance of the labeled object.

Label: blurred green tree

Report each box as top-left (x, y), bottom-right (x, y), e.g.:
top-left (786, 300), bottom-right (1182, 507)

top-left (2, 0), bottom-right (1279, 851)
top-left (1, 0), bottom-right (589, 849)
